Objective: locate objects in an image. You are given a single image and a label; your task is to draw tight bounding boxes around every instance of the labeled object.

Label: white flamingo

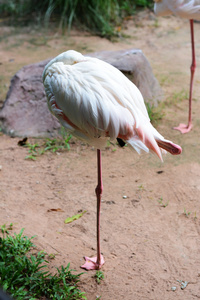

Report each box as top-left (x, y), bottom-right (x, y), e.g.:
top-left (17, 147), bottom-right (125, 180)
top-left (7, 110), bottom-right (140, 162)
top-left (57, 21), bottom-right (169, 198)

top-left (154, 0), bottom-right (200, 133)
top-left (43, 50), bottom-right (182, 270)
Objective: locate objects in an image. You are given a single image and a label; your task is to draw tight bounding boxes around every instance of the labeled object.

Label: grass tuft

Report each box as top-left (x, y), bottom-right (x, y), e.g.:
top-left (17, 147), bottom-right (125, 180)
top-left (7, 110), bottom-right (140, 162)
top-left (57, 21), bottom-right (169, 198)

top-left (0, 226), bottom-right (86, 299)
top-left (165, 89), bottom-right (189, 107)
top-left (146, 102), bottom-right (164, 124)
top-left (94, 270), bottom-right (104, 284)
top-left (23, 129), bottom-right (72, 160)
top-left (0, 0), bottom-right (153, 38)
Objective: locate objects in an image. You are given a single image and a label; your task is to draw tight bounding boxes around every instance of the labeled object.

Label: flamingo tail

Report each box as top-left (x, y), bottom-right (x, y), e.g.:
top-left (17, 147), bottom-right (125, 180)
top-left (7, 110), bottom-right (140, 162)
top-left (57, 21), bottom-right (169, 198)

top-left (126, 122), bottom-right (182, 161)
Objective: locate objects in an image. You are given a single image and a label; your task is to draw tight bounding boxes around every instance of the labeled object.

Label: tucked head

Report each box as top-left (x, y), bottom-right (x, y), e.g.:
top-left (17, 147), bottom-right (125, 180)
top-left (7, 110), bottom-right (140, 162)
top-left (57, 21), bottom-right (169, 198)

top-left (42, 50), bottom-right (85, 81)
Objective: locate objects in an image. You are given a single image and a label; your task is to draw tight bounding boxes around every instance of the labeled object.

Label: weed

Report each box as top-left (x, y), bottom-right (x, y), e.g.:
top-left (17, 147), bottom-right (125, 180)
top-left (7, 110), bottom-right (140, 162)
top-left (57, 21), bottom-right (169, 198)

top-left (157, 197), bottom-right (169, 208)
top-left (106, 139), bottom-right (117, 152)
top-left (0, 228), bottom-right (86, 299)
top-left (24, 132), bottom-right (72, 160)
top-left (48, 253), bottom-right (56, 259)
top-left (25, 142), bottom-right (39, 152)
top-left (44, 138), bottom-right (62, 152)
top-left (183, 208), bottom-right (191, 218)
top-left (138, 184), bottom-right (145, 190)
top-left (165, 89), bottom-right (189, 107)
top-left (146, 102), bottom-right (164, 124)
top-left (1, 223), bottom-right (13, 235)
top-left (95, 270), bottom-right (104, 284)
top-left (25, 142), bottom-right (39, 160)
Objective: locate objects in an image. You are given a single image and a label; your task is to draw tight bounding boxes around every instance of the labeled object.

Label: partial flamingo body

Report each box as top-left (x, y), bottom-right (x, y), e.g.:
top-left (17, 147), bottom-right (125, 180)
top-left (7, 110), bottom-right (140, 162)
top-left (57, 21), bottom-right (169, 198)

top-left (154, 0), bottom-right (200, 133)
top-left (43, 50), bottom-right (182, 270)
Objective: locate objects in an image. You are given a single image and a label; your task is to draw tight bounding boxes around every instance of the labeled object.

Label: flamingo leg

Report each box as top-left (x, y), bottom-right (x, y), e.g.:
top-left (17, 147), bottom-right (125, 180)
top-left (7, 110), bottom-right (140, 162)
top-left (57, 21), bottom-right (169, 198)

top-left (81, 149), bottom-right (105, 270)
top-left (174, 19), bottom-right (196, 133)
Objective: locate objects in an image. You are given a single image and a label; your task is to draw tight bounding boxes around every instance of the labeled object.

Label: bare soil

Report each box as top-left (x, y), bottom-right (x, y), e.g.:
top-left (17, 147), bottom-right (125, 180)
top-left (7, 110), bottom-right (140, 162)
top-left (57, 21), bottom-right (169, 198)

top-left (0, 10), bottom-right (200, 300)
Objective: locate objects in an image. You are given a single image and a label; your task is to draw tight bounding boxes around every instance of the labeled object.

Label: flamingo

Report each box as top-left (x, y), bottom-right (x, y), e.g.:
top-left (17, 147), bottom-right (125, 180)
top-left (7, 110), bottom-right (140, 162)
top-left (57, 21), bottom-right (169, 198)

top-left (154, 0), bottom-right (200, 133)
top-left (42, 50), bottom-right (182, 270)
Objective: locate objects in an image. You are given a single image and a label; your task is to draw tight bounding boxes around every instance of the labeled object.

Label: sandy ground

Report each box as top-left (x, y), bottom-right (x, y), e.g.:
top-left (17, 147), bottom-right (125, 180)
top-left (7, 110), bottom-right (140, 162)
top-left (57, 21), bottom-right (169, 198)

top-left (0, 9), bottom-right (200, 300)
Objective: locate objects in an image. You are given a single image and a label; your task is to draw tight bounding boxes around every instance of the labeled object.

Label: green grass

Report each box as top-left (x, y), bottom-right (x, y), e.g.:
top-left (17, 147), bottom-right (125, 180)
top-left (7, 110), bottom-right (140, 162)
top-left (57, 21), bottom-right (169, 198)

top-left (165, 89), bottom-right (189, 107)
top-left (0, 0), bottom-right (153, 38)
top-left (157, 197), bottom-right (169, 208)
top-left (146, 102), bottom-right (165, 124)
top-left (0, 225), bottom-right (86, 299)
top-left (24, 131), bottom-right (72, 160)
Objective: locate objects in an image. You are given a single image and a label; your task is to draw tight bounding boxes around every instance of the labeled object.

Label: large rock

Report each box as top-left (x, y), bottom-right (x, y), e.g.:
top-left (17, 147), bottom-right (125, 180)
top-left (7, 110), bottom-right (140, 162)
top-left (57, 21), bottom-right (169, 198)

top-left (0, 49), bottom-right (162, 138)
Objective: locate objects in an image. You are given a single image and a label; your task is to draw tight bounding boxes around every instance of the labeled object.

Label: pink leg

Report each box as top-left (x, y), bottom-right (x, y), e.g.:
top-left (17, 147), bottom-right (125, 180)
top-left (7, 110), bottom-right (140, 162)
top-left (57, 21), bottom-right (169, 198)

top-left (81, 149), bottom-right (105, 270)
top-left (174, 19), bottom-right (196, 134)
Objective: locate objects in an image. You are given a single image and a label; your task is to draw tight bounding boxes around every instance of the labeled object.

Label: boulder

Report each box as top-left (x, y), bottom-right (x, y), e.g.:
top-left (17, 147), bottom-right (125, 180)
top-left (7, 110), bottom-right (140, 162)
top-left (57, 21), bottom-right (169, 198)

top-left (0, 49), bottom-right (162, 137)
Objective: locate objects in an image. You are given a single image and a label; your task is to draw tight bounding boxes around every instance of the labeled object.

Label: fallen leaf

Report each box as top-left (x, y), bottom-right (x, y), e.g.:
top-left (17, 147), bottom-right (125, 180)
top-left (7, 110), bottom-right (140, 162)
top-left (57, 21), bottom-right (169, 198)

top-left (47, 208), bottom-right (64, 212)
top-left (64, 210), bottom-right (87, 224)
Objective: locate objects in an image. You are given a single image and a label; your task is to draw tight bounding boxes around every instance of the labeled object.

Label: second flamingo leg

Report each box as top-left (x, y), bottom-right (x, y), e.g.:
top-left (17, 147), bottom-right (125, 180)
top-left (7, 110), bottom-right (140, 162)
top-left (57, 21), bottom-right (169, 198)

top-left (81, 149), bottom-right (105, 270)
top-left (174, 19), bottom-right (196, 133)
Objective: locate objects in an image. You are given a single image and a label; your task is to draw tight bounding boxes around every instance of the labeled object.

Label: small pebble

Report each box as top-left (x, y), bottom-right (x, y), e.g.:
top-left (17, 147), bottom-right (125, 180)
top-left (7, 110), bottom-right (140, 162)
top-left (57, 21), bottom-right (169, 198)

top-left (181, 281), bottom-right (188, 290)
top-left (171, 287), bottom-right (176, 291)
top-left (0, 165), bottom-right (2, 170)
top-left (123, 195), bottom-right (127, 199)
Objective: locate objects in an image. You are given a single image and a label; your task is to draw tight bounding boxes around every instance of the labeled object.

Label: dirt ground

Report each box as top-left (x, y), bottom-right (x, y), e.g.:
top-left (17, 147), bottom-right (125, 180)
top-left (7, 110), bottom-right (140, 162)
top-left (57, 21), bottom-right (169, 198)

top-left (0, 9), bottom-right (200, 300)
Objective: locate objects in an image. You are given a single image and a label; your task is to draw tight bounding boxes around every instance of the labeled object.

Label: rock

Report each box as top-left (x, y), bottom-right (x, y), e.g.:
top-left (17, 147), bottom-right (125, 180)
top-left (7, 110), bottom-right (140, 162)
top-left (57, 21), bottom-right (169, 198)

top-left (0, 59), bottom-right (60, 138)
top-left (0, 49), bottom-right (162, 138)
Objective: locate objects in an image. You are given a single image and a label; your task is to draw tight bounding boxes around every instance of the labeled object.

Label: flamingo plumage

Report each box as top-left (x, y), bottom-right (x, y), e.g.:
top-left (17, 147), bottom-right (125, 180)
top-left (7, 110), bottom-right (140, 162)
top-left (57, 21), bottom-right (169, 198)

top-left (154, 0), bottom-right (200, 133)
top-left (43, 50), bottom-right (182, 270)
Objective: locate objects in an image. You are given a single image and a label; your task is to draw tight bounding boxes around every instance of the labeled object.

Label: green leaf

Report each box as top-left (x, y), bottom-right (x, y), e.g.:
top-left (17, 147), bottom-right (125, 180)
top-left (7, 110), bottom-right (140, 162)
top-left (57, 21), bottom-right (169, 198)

top-left (0, 228), bottom-right (85, 299)
top-left (64, 211), bottom-right (87, 224)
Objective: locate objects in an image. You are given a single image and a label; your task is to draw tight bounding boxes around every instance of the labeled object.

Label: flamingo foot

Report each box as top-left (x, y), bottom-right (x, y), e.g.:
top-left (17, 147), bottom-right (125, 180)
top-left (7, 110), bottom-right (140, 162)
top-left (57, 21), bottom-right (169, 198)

top-left (81, 255), bottom-right (105, 270)
top-left (173, 123), bottom-right (193, 134)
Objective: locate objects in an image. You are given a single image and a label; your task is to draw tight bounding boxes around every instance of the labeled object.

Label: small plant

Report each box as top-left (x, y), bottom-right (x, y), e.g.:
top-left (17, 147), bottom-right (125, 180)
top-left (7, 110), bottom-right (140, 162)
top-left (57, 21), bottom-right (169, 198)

top-left (106, 139), bottom-right (117, 151)
top-left (1, 223), bottom-right (13, 235)
top-left (0, 228), bottom-right (86, 299)
top-left (25, 142), bottom-right (39, 160)
top-left (63, 133), bottom-right (72, 150)
top-left (24, 131), bottom-right (72, 160)
top-left (44, 138), bottom-right (62, 152)
top-left (138, 184), bottom-right (145, 190)
top-left (48, 253), bottom-right (56, 259)
top-left (183, 208), bottom-right (191, 218)
top-left (43, 134), bottom-right (72, 152)
top-left (95, 270), bottom-right (104, 284)
top-left (157, 197), bottom-right (169, 208)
